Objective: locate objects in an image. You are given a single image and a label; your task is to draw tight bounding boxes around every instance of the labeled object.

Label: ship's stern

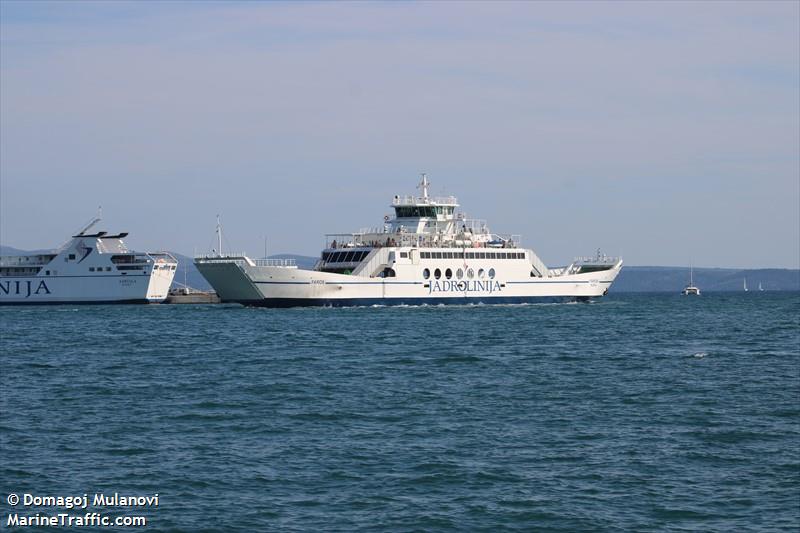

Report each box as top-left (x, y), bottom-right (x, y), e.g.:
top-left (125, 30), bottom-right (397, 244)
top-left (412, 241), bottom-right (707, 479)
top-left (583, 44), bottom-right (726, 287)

top-left (145, 254), bottom-right (178, 302)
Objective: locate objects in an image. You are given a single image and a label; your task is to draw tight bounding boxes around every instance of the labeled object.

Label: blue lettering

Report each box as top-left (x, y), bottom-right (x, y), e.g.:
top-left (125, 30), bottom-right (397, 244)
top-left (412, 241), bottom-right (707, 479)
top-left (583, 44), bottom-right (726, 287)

top-left (34, 281), bottom-right (51, 295)
top-left (429, 278), bottom-right (502, 294)
top-left (430, 281), bottom-right (440, 294)
top-left (0, 281), bottom-right (8, 295)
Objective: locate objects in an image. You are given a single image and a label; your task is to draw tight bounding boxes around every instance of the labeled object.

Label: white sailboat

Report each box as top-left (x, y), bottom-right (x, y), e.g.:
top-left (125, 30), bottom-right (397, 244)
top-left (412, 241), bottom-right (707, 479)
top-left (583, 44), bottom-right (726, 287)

top-left (743, 278), bottom-right (749, 292)
top-left (682, 265), bottom-right (700, 295)
top-left (758, 282), bottom-right (764, 291)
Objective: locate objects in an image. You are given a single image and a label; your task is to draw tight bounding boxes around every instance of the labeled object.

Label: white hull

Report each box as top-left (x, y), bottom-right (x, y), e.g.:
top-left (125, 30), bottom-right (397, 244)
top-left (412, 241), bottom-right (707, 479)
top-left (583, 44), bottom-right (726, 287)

top-left (197, 251), bottom-right (622, 307)
top-left (0, 270), bottom-right (175, 304)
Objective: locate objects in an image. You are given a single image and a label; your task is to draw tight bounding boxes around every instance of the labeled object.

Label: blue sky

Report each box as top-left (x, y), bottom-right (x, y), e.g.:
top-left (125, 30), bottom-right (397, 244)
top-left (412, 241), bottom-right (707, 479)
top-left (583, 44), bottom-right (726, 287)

top-left (1, 1), bottom-right (798, 268)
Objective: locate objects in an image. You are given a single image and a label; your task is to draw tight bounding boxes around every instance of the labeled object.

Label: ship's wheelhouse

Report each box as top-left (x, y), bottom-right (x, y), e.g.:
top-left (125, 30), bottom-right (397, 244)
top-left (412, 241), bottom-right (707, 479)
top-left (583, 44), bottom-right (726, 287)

top-left (393, 205), bottom-right (454, 218)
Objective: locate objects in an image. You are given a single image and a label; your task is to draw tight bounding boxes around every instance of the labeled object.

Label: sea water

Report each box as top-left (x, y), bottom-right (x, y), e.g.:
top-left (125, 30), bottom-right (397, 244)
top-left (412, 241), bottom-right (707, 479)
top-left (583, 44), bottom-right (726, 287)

top-left (1, 293), bottom-right (798, 531)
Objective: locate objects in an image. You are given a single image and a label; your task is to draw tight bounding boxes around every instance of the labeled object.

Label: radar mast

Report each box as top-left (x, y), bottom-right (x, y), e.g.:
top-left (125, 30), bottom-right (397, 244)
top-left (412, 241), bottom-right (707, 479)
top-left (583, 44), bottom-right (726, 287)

top-left (418, 173), bottom-right (429, 199)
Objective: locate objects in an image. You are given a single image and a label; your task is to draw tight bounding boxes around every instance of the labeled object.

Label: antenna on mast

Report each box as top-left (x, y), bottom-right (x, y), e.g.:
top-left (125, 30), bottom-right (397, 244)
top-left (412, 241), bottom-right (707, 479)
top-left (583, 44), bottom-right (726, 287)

top-left (73, 208), bottom-right (103, 237)
top-left (216, 215), bottom-right (223, 257)
top-left (418, 173), bottom-right (429, 199)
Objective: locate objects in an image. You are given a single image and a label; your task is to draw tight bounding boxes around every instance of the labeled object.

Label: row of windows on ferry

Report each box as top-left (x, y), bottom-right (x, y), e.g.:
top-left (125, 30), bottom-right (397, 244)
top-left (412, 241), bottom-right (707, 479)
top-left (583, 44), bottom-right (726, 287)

top-left (421, 251), bottom-right (525, 260)
top-left (323, 249), bottom-right (525, 264)
top-left (394, 206), bottom-right (454, 218)
top-left (322, 250), bottom-right (370, 263)
top-left (87, 264), bottom-right (176, 272)
top-left (423, 267), bottom-right (495, 280)
top-left (2, 264), bottom-right (178, 275)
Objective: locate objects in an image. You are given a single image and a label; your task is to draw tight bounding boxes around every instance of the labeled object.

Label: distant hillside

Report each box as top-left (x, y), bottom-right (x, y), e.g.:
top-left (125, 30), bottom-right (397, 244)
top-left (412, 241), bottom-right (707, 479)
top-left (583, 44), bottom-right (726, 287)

top-left (0, 245), bottom-right (52, 255)
top-left (612, 266), bottom-right (799, 292)
top-left (3, 246), bottom-right (798, 292)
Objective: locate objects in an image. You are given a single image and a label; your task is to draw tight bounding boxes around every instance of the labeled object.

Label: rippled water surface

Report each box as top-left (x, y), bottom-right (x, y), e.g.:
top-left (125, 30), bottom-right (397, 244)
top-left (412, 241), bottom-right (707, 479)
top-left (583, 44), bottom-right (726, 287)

top-left (2, 293), bottom-right (799, 531)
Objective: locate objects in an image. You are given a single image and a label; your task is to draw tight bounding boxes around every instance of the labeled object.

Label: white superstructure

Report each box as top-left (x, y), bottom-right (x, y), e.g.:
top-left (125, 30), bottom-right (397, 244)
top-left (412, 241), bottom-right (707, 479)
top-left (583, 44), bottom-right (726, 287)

top-left (0, 217), bottom-right (177, 305)
top-left (196, 175), bottom-right (622, 307)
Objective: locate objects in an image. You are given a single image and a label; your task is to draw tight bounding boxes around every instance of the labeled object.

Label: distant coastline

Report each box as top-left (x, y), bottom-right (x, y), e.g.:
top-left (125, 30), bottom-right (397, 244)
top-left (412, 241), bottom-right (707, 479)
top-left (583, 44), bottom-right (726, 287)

top-left (610, 265), bottom-right (800, 293)
top-left (2, 246), bottom-right (799, 293)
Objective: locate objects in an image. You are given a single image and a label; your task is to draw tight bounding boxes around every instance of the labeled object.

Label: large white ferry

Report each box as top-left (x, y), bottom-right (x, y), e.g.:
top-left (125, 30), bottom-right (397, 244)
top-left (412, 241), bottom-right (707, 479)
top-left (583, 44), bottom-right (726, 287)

top-left (0, 217), bottom-right (177, 305)
top-left (196, 175), bottom-right (622, 307)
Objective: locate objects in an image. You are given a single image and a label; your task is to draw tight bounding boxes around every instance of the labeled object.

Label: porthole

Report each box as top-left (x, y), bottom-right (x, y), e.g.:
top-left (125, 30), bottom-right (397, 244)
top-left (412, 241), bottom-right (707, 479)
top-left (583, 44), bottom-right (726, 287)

top-left (467, 268), bottom-right (474, 279)
top-left (478, 268), bottom-right (485, 279)
top-left (423, 268), bottom-right (430, 279)
top-left (488, 268), bottom-right (496, 279)
top-left (445, 268), bottom-right (452, 279)
top-left (456, 268), bottom-right (464, 279)
top-left (434, 268), bottom-right (442, 279)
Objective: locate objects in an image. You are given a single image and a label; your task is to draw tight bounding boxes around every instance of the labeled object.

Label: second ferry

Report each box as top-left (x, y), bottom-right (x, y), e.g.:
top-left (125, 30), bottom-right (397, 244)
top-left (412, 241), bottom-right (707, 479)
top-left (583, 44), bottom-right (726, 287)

top-left (0, 216), bottom-right (177, 305)
top-left (196, 175), bottom-right (622, 307)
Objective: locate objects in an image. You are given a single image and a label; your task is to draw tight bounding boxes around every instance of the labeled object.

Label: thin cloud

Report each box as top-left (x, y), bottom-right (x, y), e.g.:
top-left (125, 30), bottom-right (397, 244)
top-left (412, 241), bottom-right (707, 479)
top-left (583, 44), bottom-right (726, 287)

top-left (1, 1), bottom-right (797, 267)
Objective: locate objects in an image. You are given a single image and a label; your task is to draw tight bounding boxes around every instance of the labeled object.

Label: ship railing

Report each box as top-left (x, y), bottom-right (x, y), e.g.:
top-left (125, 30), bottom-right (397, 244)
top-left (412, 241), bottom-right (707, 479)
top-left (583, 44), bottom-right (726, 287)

top-left (356, 227), bottom-right (390, 235)
top-left (194, 254), bottom-right (297, 268)
top-left (253, 258), bottom-right (296, 267)
top-left (194, 253), bottom-right (250, 267)
top-left (195, 252), bottom-right (248, 259)
top-left (564, 255), bottom-right (622, 275)
top-left (325, 234), bottom-right (370, 249)
top-left (322, 233), bottom-right (524, 250)
top-left (392, 195), bottom-right (458, 206)
top-left (482, 233), bottom-right (521, 247)
top-left (573, 255), bottom-right (620, 264)
top-left (111, 256), bottom-right (150, 265)
top-left (96, 240), bottom-right (130, 254)
top-left (146, 251), bottom-right (178, 264)
top-left (456, 218), bottom-right (489, 234)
